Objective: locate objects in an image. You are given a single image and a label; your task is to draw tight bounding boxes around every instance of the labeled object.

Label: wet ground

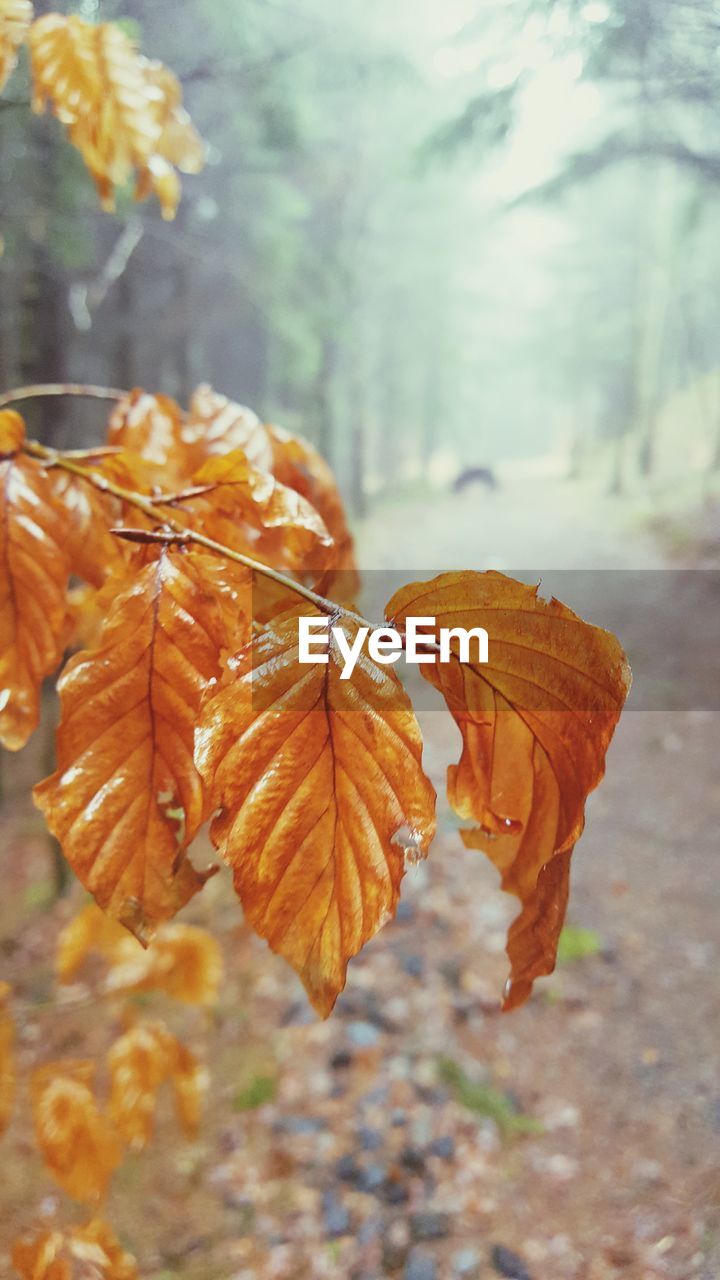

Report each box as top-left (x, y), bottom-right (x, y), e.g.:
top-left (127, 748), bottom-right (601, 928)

top-left (1, 473), bottom-right (718, 1280)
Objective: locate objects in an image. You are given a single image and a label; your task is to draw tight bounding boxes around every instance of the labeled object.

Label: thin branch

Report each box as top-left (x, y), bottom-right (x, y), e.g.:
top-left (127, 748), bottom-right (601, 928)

top-left (0, 383), bottom-right (125, 410)
top-left (24, 439), bottom-right (355, 621)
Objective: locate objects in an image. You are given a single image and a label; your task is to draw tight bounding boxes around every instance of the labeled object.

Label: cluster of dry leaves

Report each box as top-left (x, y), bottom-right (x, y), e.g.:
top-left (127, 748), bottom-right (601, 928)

top-left (0, 383), bottom-right (630, 1013)
top-left (0, 0), bottom-right (203, 217)
top-left (0, 380), bottom-right (629, 1273)
top-left (2, 904), bottom-right (221, 1278)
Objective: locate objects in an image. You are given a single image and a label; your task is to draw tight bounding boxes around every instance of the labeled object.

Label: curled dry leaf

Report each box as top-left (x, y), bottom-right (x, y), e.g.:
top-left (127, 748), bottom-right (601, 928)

top-left (191, 449), bottom-right (333, 574)
top-left (12, 1218), bottom-right (138, 1280)
top-left (185, 384), bottom-right (274, 472)
top-left (268, 424), bottom-right (358, 590)
top-left (107, 1020), bottom-right (205, 1149)
top-left (31, 1061), bottom-right (122, 1202)
top-left (0, 411), bottom-right (70, 751)
top-left (29, 16), bottom-right (204, 218)
top-left (0, 981), bottom-right (15, 1137)
top-left (56, 901), bottom-right (132, 982)
top-left (387, 571), bottom-right (630, 1008)
top-left (0, 0), bottom-right (32, 93)
top-left (195, 607), bottom-right (436, 1015)
top-left (34, 549), bottom-right (233, 940)
top-left (105, 922), bottom-right (223, 1005)
top-left (106, 390), bottom-right (187, 478)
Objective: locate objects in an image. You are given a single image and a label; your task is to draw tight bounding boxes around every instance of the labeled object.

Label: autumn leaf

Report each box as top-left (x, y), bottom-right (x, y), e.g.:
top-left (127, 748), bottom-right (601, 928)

top-left (107, 1020), bottom-right (205, 1149)
top-left (185, 384), bottom-right (274, 472)
top-left (386, 571), bottom-right (630, 1009)
top-left (0, 981), bottom-right (15, 1137)
top-left (69, 1218), bottom-right (138, 1280)
top-left (104, 922), bottom-right (223, 1005)
top-left (29, 16), bottom-right (204, 217)
top-left (106, 390), bottom-right (187, 479)
top-left (268, 424), bottom-right (358, 588)
top-left (50, 471), bottom-right (125, 589)
top-left (195, 607), bottom-right (436, 1015)
top-left (106, 1022), bottom-right (171, 1150)
top-left (167, 1038), bottom-right (207, 1139)
top-left (56, 902), bottom-right (133, 982)
top-left (34, 549), bottom-right (232, 940)
top-left (11, 1229), bottom-right (71, 1280)
top-left (191, 449), bottom-right (333, 574)
top-left (32, 1061), bottom-right (122, 1202)
top-left (0, 0), bottom-right (32, 93)
top-left (0, 411), bottom-right (70, 751)
top-left (12, 1219), bottom-right (138, 1280)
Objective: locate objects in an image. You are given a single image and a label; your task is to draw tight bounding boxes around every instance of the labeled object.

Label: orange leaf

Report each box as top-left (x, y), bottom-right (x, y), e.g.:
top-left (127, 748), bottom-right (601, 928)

top-left (12, 1219), bottom-right (138, 1280)
top-left (0, 981), bottom-right (15, 1137)
top-left (106, 390), bottom-right (187, 478)
top-left (31, 1062), bottom-right (122, 1202)
top-left (191, 449), bottom-right (333, 574)
top-left (56, 902), bottom-right (132, 982)
top-left (166, 1039), bottom-right (206, 1139)
top-left (29, 17), bottom-right (203, 218)
top-left (386, 571), bottom-right (630, 1009)
top-left (195, 608), bottom-right (436, 1015)
top-left (12, 1229), bottom-right (71, 1280)
top-left (34, 550), bottom-right (231, 940)
top-left (185, 384), bottom-right (274, 472)
top-left (268, 424), bottom-right (358, 589)
top-left (0, 411), bottom-right (70, 750)
top-left (0, 0), bottom-right (32, 94)
top-left (69, 1218), bottom-right (138, 1280)
top-left (107, 1020), bottom-right (205, 1148)
top-left (106, 1022), bottom-right (171, 1150)
top-left (50, 472), bottom-right (125, 588)
top-left (111, 924), bottom-right (223, 1005)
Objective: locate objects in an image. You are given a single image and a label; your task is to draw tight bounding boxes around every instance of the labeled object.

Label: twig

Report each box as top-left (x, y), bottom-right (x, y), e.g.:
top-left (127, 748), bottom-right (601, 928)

top-left (0, 383), bottom-right (125, 410)
top-left (24, 439), bottom-right (357, 621)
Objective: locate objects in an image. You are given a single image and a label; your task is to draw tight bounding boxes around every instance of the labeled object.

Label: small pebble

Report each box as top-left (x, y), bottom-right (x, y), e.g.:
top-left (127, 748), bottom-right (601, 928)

top-left (358, 1125), bottom-right (383, 1151)
top-left (322, 1190), bottom-right (350, 1238)
top-left (428, 1135), bottom-right (455, 1159)
top-left (404, 1248), bottom-right (438, 1280)
top-left (401, 953), bottom-right (425, 978)
top-left (491, 1244), bottom-right (532, 1279)
top-left (453, 1246), bottom-right (481, 1276)
top-left (348, 1020), bottom-right (381, 1048)
top-left (391, 1108), bottom-right (408, 1127)
top-left (409, 1211), bottom-right (451, 1242)
top-left (330, 1049), bottom-right (353, 1070)
top-left (400, 1145), bottom-right (426, 1175)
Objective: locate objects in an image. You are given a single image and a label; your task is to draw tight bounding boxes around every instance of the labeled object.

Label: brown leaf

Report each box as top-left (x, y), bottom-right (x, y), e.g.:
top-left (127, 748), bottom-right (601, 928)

top-left (107, 1020), bottom-right (205, 1149)
top-left (268, 424), bottom-right (358, 589)
top-left (12, 1219), bottom-right (138, 1280)
top-left (34, 550), bottom-right (231, 940)
top-left (106, 1022), bottom-right (171, 1150)
top-left (185, 384), bottom-right (274, 472)
top-left (195, 608), bottom-right (436, 1015)
top-left (31, 1062), bottom-right (122, 1202)
top-left (11, 1229), bottom-right (72, 1280)
top-left (50, 471), bottom-right (125, 588)
top-left (0, 0), bottom-right (32, 93)
top-left (0, 411), bottom-right (70, 750)
top-left (106, 390), bottom-right (187, 478)
top-left (104, 922), bottom-right (223, 1006)
top-left (191, 448), bottom-right (333, 573)
top-left (0, 981), bottom-right (15, 1137)
top-left (386, 571), bottom-right (630, 1008)
top-left (29, 17), bottom-right (203, 218)
top-left (56, 902), bottom-right (132, 982)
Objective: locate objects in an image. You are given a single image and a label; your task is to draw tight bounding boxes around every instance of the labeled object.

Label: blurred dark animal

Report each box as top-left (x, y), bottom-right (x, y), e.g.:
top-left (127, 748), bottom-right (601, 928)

top-left (452, 466), bottom-right (497, 493)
